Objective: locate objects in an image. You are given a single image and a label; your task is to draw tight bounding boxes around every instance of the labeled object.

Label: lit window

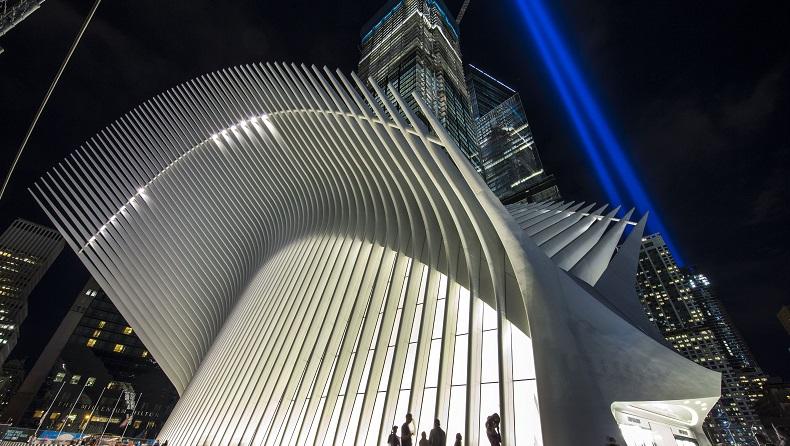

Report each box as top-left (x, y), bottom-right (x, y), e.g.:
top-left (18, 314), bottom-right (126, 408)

top-left (70, 375), bottom-right (81, 385)
top-left (123, 326), bottom-right (133, 335)
top-left (86, 377), bottom-right (96, 387)
top-left (92, 330), bottom-right (101, 337)
top-left (49, 412), bottom-right (61, 420)
top-left (141, 350), bottom-right (148, 358)
top-left (32, 410), bottom-right (44, 418)
top-left (86, 338), bottom-right (96, 347)
top-left (54, 372), bottom-right (65, 383)
top-left (97, 321), bottom-right (106, 328)
top-left (113, 344), bottom-right (125, 353)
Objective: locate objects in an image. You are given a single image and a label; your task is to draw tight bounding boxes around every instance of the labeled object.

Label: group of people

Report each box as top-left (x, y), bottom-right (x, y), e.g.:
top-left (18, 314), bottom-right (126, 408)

top-left (387, 412), bottom-right (502, 446)
top-left (387, 414), bottom-right (460, 446)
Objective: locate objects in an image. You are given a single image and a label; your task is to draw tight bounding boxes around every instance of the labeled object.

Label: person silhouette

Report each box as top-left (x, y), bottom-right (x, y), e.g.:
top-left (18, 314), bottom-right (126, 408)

top-left (419, 432), bottom-right (429, 446)
top-left (485, 414), bottom-right (501, 446)
top-left (401, 413), bottom-right (416, 446)
top-left (453, 433), bottom-right (462, 446)
top-left (388, 426), bottom-right (400, 446)
top-left (429, 419), bottom-right (446, 446)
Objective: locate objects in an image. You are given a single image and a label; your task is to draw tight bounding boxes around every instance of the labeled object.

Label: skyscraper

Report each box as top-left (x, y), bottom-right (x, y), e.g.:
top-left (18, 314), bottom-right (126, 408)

top-left (637, 233), bottom-right (768, 445)
top-left (0, 219), bottom-right (63, 366)
top-left (3, 278), bottom-right (176, 438)
top-left (357, 0), bottom-right (480, 171)
top-left (466, 64), bottom-right (560, 203)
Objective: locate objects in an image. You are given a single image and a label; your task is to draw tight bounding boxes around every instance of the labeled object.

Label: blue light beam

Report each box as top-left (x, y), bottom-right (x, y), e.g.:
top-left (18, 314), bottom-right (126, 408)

top-left (514, 0), bottom-right (685, 264)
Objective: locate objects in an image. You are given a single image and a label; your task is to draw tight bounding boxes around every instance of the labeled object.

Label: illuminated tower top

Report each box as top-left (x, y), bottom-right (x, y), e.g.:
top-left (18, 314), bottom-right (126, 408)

top-left (358, 0), bottom-right (480, 171)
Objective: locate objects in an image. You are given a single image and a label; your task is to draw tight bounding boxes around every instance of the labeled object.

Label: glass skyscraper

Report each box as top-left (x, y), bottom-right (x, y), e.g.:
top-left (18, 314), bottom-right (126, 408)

top-left (466, 64), bottom-right (560, 203)
top-left (0, 219), bottom-right (63, 366)
top-left (638, 233), bottom-right (767, 445)
top-left (358, 0), bottom-right (480, 171)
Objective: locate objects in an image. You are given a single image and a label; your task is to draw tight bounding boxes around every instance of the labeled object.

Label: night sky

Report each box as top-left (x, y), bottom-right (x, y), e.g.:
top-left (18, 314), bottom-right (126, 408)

top-left (0, 0), bottom-right (788, 379)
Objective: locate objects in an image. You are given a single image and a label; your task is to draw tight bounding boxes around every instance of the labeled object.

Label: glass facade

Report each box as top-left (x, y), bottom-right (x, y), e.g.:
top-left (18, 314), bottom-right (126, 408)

top-left (14, 279), bottom-right (176, 438)
top-left (358, 0), bottom-right (480, 172)
top-left (466, 64), bottom-right (560, 203)
top-left (638, 234), bottom-right (767, 445)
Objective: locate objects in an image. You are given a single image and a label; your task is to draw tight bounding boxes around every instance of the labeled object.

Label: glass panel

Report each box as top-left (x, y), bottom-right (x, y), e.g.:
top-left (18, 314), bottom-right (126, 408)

top-left (456, 288), bottom-right (470, 335)
top-left (425, 339), bottom-right (442, 388)
top-left (365, 392), bottom-right (387, 446)
top-left (417, 267), bottom-right (429, 304)
top-left (511, 323), bottom-right (536, 380)
top-left (481, 330), bottom-right (499, 384)
top-left (418, 388), bottom-right (437, 440)
top-left (432, 299), bottom-right (446, 339)
top-left (437, 274), bottom-right (448, 301)
top-left (402, 343), bottom-right (418, 390)
top-left (358, 350), bottom-right (375, 394)
top-left (322, 395), bottom-right (343, 446)
top-left (446, 385), bottom-right (466, 444)
top-left (410, 304), bottom-right (423, 342)
top-left (514, 380), bottom-right (543, 445)
top-left (379, 347), bottom-right (395, 391)
top-left (339, 353), bottom-right (355, 395)
top-left (305, 397), bottom-right (326, 446)
top-left (483, 302), bottom-right (498, 331)
top-left (342, 394), bottom-right (364, 446)
top-left (393, 389), bottom-right (411, 432)
top-left (390, 309), bottom-right (403, 346)
top-left (479, 382), bottom-right (501, 443)
top-left (451, 335), bottom-right (468, 386)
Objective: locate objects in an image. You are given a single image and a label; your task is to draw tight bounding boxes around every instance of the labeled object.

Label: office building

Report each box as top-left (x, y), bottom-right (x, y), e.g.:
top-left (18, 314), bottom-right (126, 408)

top-left (0, 219), bottom-right (64, 366)
top-left (27, 62), bottom-right (725, 445)
top-left (779, 306), bottom-right (790, 335)
top-left (358, 0), bottom-right (480, 171)
top-left (638, 233), bottom-right (768, 445)
top-left (0, 359), bottom-right (24, 415)
top-left (2, 278), bottom-right (176, 438)
top-left (466, 64), bottom-right (560, 203)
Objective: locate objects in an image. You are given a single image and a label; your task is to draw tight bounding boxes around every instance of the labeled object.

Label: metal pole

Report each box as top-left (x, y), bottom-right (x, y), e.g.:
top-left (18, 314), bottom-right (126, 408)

top-left (32, 375), bottom-right (68, 442)
top-left (56, 379), bottom-right (89, 438)
top-left (0, 0), bottom-right (102, 201)
top-left (119, 392), bottom-right (142, 441)
top-left (98, 390), bottom-right (124, 446)
top-left (80, 384), bottom-right (107, 437)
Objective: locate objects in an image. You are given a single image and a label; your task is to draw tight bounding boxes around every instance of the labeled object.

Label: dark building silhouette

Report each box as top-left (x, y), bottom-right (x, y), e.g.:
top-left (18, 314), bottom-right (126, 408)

top-left (3, 278), bottom-right (176, 438)
top-left (0, 359), bottom-right (24, 414)
top-left (755, 377), bottom-right (790, 444)
top-left (0, 219), bottom-right (64, 366)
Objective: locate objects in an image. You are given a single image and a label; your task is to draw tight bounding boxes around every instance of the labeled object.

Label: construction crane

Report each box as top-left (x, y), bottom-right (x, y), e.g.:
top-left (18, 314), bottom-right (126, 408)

top-left (455, 0), bottom-right (470, 26)
top-left (0, 0), bottom-right (100, 201)
top-left (0, 0), bottom-right (46, 54)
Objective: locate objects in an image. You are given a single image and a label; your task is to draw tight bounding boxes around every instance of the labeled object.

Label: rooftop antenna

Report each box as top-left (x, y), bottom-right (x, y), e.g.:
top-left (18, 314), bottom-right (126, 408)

top-left (456, 0), bottom-right (470, 25)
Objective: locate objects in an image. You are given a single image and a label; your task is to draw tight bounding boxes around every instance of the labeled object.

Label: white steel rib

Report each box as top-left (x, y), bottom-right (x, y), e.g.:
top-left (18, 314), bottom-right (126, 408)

top-left (32, 63), bottom-right (721, 446)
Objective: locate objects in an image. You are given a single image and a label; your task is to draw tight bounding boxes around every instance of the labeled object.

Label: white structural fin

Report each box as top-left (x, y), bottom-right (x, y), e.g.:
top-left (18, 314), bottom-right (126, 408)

top-left (570, 208), bottom-right (634, 285)
top-left (594, 212), bottom-right (663, 340)
top-left (31, 63), bottom-right (721, 446)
